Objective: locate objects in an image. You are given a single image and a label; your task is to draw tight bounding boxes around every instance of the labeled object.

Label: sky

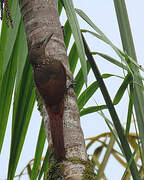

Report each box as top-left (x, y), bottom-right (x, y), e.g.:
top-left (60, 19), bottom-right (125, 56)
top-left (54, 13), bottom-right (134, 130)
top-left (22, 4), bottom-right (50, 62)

top-left (1, 0), bottom-right (144, 179)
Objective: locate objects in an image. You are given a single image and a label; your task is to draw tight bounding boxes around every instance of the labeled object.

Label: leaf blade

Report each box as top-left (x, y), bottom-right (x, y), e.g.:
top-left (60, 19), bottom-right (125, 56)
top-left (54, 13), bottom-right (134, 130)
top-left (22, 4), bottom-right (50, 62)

top-left (62, 0), bottom-right (87, 84)
top-left (113, 73), bottom-right (132, 105)
top-left (80, 105), bottom-right (107, 117)
top-left (82, 34), bottom-right (140, 179)
top-left (30, 121), bottom-right (46, 180)
top-left (7, 59), bottom-right (35, 180)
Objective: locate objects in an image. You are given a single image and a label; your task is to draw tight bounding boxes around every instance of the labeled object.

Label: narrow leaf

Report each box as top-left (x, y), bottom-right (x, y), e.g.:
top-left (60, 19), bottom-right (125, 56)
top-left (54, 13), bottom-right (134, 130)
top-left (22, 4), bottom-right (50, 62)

top-left (7, 59), bottom-right (35, 180)
top-left (113, 0), bottom-right (144, 160)
top-left (80, 105), bottom-right (107, 117)
top-left (64, 20), bottom-right (72, 49)
top-left (0, 0), bottom-right (21, 80)
top-left (38, 147), bottom-right (53, 180)
top-left (0, 53), bottom-right (17, 152)
top-left (30, 121), bottom-right (46, 180)
top-left (78, 81), bottom-right (99, 111)
top-left (94, 52), bottom-right (128, 70)
top-left (113, 73), bottom-right (132, 105)
top-left (58, 0), bottom-right (63, 15)
top-left (62, 0), bottom-right (87, 84)
top-left (125, 84), bottom-right (133, 136)
top-left (76, 9), bottom-right (132, 73)
top-left (14, 21), bottom-right (28, 89)
top-left (82, 34), bottom-right (140, 179)
top-left (75, 60), bottom-right (90, 97)
top-left (78, 73), bottom-right (116, 110)
top-left (68, 43), bottom-right (78, 74)
top-left (0, 20), bottom-right (26, 152)
top-left (122, 144), bottom-right (139, 180)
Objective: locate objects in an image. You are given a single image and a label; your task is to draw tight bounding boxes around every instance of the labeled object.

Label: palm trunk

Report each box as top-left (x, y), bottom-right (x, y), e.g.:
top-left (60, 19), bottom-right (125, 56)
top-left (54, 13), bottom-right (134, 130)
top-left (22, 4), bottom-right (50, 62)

top-left (19, 0), bottom-right (88, 178)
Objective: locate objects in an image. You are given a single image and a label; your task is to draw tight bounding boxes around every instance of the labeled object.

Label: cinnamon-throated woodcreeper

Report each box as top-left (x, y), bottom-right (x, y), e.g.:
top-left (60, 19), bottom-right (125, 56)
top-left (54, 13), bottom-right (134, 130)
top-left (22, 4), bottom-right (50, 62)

top-left (29, 34), bottom-right (66, 160)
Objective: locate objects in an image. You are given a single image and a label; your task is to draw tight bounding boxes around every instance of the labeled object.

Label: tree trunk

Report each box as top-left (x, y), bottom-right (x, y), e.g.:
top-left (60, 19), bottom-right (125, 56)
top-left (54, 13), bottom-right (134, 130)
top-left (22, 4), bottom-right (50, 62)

top-left (19, 0), bottom-right (88, 179)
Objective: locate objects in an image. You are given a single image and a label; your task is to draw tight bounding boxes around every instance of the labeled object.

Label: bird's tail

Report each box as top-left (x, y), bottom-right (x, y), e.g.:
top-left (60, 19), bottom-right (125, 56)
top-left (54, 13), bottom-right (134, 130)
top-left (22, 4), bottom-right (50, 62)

top-left (46, 102), bottom-right (65, 160)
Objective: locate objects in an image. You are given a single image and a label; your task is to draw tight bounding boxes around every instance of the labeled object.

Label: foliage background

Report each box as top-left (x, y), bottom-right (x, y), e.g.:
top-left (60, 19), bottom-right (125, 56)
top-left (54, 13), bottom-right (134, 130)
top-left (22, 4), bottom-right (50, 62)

top-left (0, 0), bottom-right (144, 179)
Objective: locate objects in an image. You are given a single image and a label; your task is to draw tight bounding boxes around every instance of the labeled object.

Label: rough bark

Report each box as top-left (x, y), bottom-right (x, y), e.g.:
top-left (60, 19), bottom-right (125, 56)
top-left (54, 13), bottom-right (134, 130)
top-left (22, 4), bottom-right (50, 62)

top-left (19, 0), bottom-right (87, 179)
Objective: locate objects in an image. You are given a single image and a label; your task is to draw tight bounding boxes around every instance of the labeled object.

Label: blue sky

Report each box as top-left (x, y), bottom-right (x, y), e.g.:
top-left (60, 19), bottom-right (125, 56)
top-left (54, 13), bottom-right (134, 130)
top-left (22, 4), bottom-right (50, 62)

top-left (0, 1), bottom-right (144, 179)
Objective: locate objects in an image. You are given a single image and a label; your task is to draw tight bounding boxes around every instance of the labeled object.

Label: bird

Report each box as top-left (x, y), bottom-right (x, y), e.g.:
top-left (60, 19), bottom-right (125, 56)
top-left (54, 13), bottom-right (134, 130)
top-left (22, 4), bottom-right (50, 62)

top-left (29, 34), bottom-right (66, 160)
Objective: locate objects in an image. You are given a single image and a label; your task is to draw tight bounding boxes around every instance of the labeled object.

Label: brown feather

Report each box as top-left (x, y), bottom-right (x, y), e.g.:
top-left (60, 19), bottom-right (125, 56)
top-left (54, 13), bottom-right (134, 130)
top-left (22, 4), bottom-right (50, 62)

top-left (34, 59), bottom-right (66, 160)
top-left (46, 103), bottom-right (65, 160)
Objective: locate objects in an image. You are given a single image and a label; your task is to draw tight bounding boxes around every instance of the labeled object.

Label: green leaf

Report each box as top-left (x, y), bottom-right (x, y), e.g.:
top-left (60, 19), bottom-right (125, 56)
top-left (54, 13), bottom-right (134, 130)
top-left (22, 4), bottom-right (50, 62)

top-left (38, 147), bottom-right (53, 180)
top-left (125, 84), bottom-right (133, 136)
top-left (0, 0), bottom-right (21, 83)
top-left (78, 81), bottom-right (99, 111)
top-left (0, 19), bottom-right (26, 152)
top-left (119, 51), bottom-right (144, 73)
top-left (93, 52), bottom-right (128, 71)
top-left (113, 0), bottom-right (137, 60)
top-left (75, 60), bottom-right (90, 97)
top-left (97, 110), bottom-right (122, 151)
top-left (14, 21), bottom-right (28, 90)
top-left (64, 20), bottom-right (72, 49)
top-left (102, 73), bottom-right (121, 79)
top-left (78, 73), bottom-right (116, 110)
top-left (76, 9), bottom-right (132, 73)
top-left (30, 121), bottom-right (46, 180)
top-left (7, 59), bottom-right (36, 180)
top-left (82, 34), bottom-right (140, 179)
top-left (121, 143), bottom-right (139, 180)
top-left (80, 105), bottom-right (107, 117)
top-left (62, 0), bottom-right (87, 84)
top-left (0, 53), bottom-right (17, 152)
top-left (58, 0), bottom-right (63, 15)
top-left (113, 73), bottom-right (132, 105)
top-left (84, 29), bottom-right (133, 74)
top-left (68, 43), bottom-right (78, 74)
top-left (113, 0), bottom-right (144, 162)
